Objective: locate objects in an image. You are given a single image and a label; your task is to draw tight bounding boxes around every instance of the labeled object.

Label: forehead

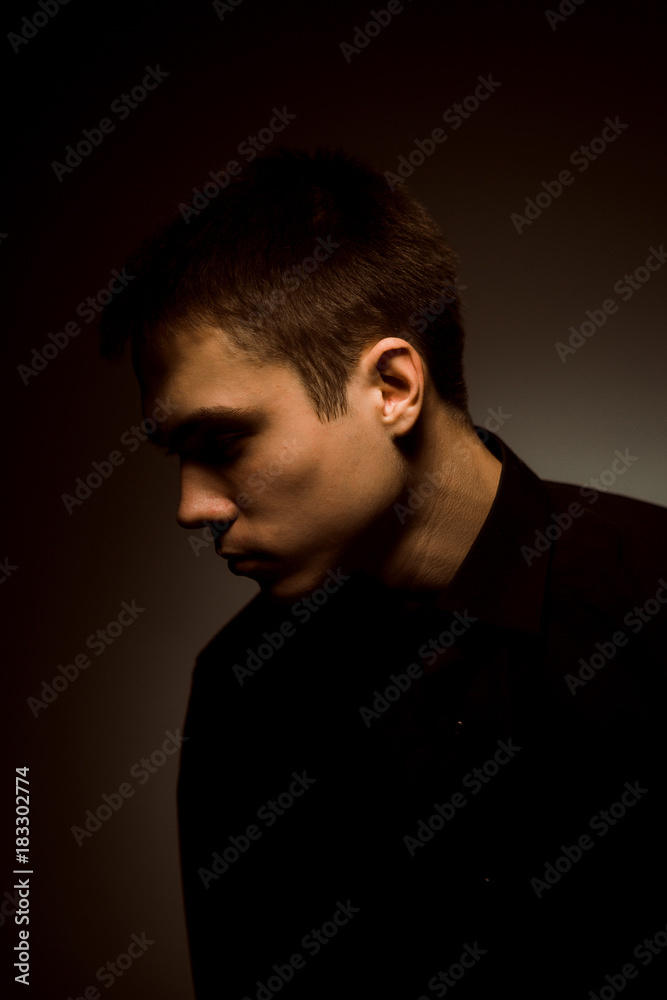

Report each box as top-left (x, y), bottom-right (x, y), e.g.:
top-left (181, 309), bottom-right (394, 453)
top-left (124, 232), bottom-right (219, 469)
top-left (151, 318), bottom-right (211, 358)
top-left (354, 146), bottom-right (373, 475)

top-left (137, 322), bottom-right (301, 426)
top-left (138, 322), bottom-right (257, 386)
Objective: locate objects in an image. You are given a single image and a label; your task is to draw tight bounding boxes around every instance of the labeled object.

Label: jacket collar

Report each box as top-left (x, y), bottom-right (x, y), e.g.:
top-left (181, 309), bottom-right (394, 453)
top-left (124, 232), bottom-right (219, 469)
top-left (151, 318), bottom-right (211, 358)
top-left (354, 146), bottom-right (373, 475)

top-left (423, 428), bottom-right (552, 634)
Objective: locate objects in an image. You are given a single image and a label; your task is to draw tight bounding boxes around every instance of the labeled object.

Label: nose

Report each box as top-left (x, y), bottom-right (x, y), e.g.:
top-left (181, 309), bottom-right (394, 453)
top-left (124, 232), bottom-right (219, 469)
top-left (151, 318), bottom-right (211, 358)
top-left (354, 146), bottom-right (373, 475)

top-left (176, 460), bottom-right (238, 533)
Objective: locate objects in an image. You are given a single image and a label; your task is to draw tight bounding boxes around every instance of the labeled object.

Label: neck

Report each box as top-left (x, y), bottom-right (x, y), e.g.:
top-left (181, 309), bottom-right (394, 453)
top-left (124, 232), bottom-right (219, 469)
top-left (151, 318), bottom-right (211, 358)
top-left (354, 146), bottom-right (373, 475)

top-left (358, 418), bottom-right (502, 597)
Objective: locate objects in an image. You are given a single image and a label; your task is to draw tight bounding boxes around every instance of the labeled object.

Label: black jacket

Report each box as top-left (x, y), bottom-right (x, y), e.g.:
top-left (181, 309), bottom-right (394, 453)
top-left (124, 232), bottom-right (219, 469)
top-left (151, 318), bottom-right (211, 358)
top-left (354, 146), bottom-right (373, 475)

top-left (178, 429), bottom-right (667, 998)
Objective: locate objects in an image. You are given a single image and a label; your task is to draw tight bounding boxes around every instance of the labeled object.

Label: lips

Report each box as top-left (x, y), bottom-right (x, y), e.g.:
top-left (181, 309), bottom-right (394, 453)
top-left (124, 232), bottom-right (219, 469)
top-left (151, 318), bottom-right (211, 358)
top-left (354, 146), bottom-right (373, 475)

top-left (218, 550), bottom-right (272, 568)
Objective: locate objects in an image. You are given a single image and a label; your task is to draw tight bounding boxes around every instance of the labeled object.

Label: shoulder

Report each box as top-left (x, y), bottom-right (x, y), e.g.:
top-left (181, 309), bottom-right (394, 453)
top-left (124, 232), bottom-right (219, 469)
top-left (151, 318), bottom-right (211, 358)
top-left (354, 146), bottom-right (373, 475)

top-left (544, 480), bottom-right (667, 590)
top-left (195, 592), bottom-right (266, 664)
top-left (181, 592), bottom-right (274, 703)
top-left (545, 479), bottom-right (667, 532)
top-left (538, 482), bottom-right (667, 688)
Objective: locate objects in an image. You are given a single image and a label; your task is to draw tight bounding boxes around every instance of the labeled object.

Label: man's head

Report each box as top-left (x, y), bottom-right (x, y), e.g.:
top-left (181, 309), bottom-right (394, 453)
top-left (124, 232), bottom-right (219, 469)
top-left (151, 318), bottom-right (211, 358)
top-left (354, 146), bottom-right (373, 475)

top-left (100, 147), bottom-right (490, 602)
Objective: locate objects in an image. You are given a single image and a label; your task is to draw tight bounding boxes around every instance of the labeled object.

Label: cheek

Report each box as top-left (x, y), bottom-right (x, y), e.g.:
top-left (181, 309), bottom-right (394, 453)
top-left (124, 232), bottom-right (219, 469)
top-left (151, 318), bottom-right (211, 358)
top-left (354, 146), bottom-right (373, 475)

top-left (290, 450), bottom-right (397, 533)
top-left (227, 438), bottom-right (301, 504)
top-left (231, 453), bottom-right (317, 516)
top-left (237, 423), bottom-right (394, 524)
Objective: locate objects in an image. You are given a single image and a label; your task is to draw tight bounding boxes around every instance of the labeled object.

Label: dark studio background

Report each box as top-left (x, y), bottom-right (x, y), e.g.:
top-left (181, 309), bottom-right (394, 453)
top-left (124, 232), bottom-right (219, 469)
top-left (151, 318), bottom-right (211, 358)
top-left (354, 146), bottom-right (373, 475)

top-left (2, 0), bottom-right (666, 996)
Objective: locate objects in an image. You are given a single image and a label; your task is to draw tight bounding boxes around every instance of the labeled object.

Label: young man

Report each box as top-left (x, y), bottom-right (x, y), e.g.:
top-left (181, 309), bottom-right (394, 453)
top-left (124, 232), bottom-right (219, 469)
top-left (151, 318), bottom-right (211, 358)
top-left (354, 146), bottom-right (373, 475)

top-left (100, 148), bottom-right (667, 999)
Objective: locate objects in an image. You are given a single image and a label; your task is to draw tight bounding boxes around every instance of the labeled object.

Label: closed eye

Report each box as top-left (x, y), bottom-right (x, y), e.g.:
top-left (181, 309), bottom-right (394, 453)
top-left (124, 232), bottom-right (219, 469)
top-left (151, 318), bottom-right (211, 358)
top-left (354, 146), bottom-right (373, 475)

top-left (163, 433), bottom-right (247, 461)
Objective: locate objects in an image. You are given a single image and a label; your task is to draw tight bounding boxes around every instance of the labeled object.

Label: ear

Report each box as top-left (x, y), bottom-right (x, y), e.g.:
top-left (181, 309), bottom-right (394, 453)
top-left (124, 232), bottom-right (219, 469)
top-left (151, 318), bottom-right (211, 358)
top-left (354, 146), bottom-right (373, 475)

top-left (361, 337), bottom-right (425, 436)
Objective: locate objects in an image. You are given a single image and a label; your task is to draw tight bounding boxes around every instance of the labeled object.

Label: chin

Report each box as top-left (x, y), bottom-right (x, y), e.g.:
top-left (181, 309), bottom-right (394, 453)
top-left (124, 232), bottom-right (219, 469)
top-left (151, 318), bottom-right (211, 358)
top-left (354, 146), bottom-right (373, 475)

top-left (259, 577), bottom-right (309, 606)
top-left (257, 565), bottom-right (332, 606)
top-left (260, 584), bottom-right (298, 607)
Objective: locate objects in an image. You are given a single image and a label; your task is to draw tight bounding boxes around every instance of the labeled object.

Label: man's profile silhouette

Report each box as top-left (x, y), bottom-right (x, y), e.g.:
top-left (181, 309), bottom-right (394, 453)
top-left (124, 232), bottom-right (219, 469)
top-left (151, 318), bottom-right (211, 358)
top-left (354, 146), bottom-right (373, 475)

top-left (99, 147), bottom-right (667, 999)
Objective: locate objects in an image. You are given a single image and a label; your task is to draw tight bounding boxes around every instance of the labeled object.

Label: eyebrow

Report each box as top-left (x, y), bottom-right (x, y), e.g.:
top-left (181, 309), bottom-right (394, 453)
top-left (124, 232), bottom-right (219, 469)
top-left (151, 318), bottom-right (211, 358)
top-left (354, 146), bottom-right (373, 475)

top-left (147, 406), bottom-right (261, 450)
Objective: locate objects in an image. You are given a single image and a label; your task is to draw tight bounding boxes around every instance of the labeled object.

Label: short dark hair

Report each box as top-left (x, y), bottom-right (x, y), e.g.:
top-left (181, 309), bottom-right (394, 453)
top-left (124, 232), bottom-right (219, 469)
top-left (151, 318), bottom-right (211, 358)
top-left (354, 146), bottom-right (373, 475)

top-left (99, 146), bottom-right (472, 425)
